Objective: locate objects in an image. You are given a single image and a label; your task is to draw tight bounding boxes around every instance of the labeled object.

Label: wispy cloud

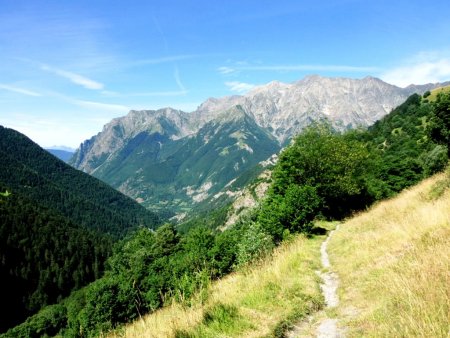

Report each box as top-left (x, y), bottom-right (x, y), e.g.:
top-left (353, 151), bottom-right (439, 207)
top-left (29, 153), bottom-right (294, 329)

top-left (225, 81), bottom-right (256, 93)
top-left (132, 54), bottom-right (198, 66)
top-left (174, 66), bottom-right (187, 93)
top-left (128, 91), bottom-right (189, 97)
top-left (218, 66), bottom-right (237, 75)
top-left (41, 64), bottom-right (104, 90)
top-left (72, 99), bottom-right (129, 112)
top-left (380, 53), bottom-right (450, 87)
top-left (218, 64), bottom-right (378, 75)
top-left (0, 84), bottom-right (41, 97)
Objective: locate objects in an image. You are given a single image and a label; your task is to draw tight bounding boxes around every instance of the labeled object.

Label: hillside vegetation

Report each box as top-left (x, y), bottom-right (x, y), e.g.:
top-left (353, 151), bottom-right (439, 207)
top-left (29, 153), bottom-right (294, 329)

top-left (425, 84), bottom-right (450, 102)
top-left (0, 126), bottom-right (159, 238)
top-left (329, 169), bottom-right (450, 337)
top-left (110, 231), bottom-right (325, 338)
top-left (114, 169), bottom-right (449, 338)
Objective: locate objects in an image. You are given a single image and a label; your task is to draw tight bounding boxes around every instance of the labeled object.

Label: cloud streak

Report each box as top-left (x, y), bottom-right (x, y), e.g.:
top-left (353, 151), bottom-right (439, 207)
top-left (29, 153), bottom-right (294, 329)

top-left (225, 81), bottom-right (256, 93)
top-left (72, 99), bottom-right (129, 112)
top-left (218, 66), bottom-right (236, 75)
top-left (174, 66), bottom-right (187, 93)
top-left (0, 84), bottom-right (41, 97)
top-left (132, 54), bottom-right (198, 66)
top-left (219, 64), bottom-right (379, 75)
top-left (41, 64), bottom-right (104, 90)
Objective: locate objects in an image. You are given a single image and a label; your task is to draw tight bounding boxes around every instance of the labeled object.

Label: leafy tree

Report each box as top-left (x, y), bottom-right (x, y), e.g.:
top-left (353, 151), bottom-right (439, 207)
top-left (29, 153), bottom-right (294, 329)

top-left (269, 123), bottom-right (371, 218)
top-left (209, 227), bottom-right (240, 276)
top-left (182, 225), bottom-right (215, 271)
top-left (259, 185), bottom-right (321, 242)
top-left (430, 92), bottom-right (450, 156)
top-left (419, 145), bottom-right (448, 175)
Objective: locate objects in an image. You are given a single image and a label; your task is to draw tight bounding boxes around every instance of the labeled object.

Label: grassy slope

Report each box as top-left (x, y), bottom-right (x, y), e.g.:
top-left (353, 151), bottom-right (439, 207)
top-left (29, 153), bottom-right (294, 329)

top-left (111, 170), bottom-right (449, 338)
top-left (329, 170), bottom-right (450, 337)
top-left (427, 85), bottom-right (450, 101)
top-left (110, 234), bottom-right (324, 338)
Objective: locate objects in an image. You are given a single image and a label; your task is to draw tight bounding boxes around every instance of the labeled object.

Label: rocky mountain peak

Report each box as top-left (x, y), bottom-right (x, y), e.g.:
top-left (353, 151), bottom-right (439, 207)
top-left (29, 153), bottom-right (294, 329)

top-left (70, 75), bottom-right (449, 217)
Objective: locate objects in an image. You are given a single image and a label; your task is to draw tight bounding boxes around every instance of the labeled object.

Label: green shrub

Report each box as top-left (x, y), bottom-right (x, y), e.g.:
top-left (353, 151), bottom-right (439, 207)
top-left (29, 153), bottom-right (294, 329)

top-left (235, 222), bottom-right (274, 267)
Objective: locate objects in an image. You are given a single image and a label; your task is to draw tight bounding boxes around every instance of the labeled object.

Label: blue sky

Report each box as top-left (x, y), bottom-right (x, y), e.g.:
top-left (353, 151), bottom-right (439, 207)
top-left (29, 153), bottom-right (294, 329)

top-left (1, 0), bottom-right (450, 148)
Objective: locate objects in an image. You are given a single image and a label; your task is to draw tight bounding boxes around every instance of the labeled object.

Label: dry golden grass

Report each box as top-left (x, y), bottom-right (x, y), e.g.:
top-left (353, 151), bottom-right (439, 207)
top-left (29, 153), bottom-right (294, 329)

top-left (110, 234), bottom-right (324, 338)
top-left (329, 172), bottom-right (450, 337)
top-left (427, 85), bottom-right (450, 101)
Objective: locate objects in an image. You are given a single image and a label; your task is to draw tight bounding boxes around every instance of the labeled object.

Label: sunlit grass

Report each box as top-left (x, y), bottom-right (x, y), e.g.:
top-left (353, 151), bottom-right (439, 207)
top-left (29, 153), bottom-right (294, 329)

top-left (329, 171), bottom-right (450, 337)
top-left (427, 85), bottom-right (450, 101)
top-left (110, 234), bottom-right (324, 337)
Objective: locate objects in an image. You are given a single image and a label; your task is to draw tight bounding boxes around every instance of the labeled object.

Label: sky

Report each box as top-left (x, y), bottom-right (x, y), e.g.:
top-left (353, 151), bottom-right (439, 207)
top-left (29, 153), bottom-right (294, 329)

top-left (1, 0), bottom-right (450, 149)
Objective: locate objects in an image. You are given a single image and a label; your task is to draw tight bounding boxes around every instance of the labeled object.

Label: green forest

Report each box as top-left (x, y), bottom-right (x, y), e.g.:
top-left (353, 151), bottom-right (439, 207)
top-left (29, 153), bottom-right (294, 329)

top-left (0, 126), bottom-right (159, 238)
top-left (0, 127), bottom-right (159, 333)
top-left (1, 91), bottom-right (449, 337)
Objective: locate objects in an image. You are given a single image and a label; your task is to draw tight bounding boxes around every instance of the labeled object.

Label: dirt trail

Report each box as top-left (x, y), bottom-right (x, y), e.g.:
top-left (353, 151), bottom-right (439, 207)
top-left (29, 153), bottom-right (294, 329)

top-left (287, 225), bottom-right (345, 337)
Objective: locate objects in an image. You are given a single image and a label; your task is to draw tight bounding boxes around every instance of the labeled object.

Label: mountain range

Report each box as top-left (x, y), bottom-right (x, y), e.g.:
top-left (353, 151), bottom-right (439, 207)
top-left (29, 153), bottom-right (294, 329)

top-left (70, 75), bottom-right (448, 217)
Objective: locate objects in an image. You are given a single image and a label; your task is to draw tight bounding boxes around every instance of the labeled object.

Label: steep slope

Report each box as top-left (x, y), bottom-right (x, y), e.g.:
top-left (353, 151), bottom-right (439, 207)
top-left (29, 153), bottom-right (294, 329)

top-left (70, 108), bottom-right (193, 174)
top-left (0, 126), bottom-right (159, 238)
top-left (110, 233), bottom-right (324, 338)
top-left (0, 191), bottom-right (111, 332)
top-left (105, 171), bottom-right (449, 338)
top-left (72, 107), bottom-right (280, 217)
top-left (70, 76), bottom-right (448, 217)
top-left (0, 126), bottom-right (160, 332)
top-left (328, 171), bottom-right (449, 337)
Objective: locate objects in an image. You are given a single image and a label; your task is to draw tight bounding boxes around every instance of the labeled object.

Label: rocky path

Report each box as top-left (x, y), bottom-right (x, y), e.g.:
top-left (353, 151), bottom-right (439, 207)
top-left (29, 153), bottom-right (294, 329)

top-left (287, 225), bottom-right (345, 338)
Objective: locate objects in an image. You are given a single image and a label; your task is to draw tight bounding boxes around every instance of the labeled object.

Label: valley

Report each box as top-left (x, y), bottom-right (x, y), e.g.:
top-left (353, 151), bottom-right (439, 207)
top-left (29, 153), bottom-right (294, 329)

top-left (69, 76), bottom-right (448, 219)
top-left (1, 86), bottom-right (448, 337)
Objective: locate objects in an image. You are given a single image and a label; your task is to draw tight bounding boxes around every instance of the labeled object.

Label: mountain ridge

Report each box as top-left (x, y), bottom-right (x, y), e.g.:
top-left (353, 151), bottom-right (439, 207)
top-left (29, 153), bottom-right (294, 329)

top-left (70, 75), bottom-right (449, 217)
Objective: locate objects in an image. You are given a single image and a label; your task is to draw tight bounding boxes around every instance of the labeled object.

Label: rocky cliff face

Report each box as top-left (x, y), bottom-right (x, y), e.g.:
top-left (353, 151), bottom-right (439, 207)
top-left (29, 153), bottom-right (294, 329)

top-left (195, 75), bottom-right (445, 144)
top-left (70, 75), bottom-right (448, 217)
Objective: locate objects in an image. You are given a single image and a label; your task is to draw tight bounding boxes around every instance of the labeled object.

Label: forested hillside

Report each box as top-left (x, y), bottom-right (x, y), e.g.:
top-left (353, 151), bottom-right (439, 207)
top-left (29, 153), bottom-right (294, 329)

top-left (0, 126), bottom-right (160, 333)
top-left (364, 93), bottom-right (448, 195)
top-left (0, 192), bottom-right (112, 332)
top-left (0, 126), bottom-right (159, 238)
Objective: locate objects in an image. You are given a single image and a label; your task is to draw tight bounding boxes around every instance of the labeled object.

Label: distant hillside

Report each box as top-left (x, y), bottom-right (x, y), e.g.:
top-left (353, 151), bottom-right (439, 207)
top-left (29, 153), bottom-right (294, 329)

top-left (70, 75), bottom-right (448, 218)
top-left (46, 148), bottom-right (74, 162)
top-left (0, 126), bottom-right (160, 332)
top-left (0, 190), bottom-right (112, 332)
top-left (71, 106), bottom-right (280, 219)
